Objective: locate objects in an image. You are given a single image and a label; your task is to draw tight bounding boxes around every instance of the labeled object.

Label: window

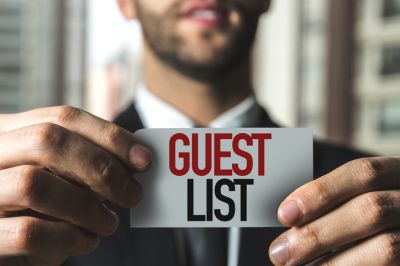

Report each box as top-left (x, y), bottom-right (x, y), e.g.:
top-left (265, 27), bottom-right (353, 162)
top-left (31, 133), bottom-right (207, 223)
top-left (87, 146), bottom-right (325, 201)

top-left (0, 1), bottom-right (22, 113)
top-left (381, 45), bottom-right (400, 76)
top-left (379, 102), bottom-right (400, 135)
top-left (297, 0), bottom-right (328, 136)
top-left (383, 0), bottom-right (400, 18)
top-left (0, 103), bottom-right (19, 113)
top-left (0, 0), bottom-right (87, 114)
top-left (354, 0), bottom-right (400, 154)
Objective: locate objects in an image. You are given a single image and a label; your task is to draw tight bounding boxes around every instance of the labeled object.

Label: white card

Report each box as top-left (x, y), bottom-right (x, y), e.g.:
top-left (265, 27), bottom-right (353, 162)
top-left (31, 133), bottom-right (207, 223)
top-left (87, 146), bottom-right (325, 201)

top-left (130, 128), bottom-right (313, 228)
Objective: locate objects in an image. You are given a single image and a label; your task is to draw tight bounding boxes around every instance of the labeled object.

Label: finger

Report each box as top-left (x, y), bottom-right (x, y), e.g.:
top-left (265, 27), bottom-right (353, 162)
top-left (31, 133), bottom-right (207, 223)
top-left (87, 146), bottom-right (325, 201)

top-left (0, 165), bottom-right (118, 236)
top-left (278, 157), bottom-right (400, 226)
top-left (0, 123), bottom-right (142, 208)
top-left (0, 106), bottom-right (152, 171)
top-left (0, 216), bottom-right (100, 257)
top-left (0, 257), bottom-right (66, 266)
top-left (269, 190), bottom-right (400, 266)
top-left (315, 230), bottom-right (400, 266)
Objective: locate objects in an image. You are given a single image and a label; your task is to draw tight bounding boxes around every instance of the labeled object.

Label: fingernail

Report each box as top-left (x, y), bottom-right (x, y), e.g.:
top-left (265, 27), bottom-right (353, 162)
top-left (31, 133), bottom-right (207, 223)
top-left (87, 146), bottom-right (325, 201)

top-left (269, 238), bottom-right (289, 265)
top-left (278, 200), bottom-right (302, 225)
top-left (130, 145), bottom-right (152, 169)
top-left (124, 180), bottom-right (143, 206)
top-left (103, 208), bottom-right (119, 233)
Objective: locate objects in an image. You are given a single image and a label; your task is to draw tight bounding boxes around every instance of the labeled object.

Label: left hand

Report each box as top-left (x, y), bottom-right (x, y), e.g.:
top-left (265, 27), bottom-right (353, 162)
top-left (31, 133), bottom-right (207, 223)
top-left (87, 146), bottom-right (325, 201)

top-left (269, 157), bottom-right (400, 266)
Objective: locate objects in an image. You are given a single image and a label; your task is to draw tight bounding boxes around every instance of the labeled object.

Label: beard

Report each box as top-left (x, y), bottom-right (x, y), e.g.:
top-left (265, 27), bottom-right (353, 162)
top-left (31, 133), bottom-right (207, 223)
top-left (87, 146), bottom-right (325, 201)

top-left (135, 0), bottom-right (262, 82)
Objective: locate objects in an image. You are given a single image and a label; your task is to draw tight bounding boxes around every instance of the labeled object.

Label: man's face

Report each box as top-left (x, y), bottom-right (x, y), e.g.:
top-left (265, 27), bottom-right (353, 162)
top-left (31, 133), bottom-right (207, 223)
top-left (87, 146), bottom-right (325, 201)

top-left (133, 0), bottom-right (270, 81)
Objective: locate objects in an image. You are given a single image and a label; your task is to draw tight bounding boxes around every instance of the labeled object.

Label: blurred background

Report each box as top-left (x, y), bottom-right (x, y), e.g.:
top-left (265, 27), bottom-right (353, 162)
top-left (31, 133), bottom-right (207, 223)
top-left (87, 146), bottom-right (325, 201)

top-left (0, 0), bottom-right (399, 155)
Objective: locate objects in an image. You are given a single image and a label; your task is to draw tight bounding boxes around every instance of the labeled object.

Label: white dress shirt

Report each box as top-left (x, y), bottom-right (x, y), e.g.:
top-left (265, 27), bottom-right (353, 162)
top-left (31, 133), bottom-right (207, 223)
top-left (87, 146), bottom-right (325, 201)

top-left (135, 84), bottom-right (262, 266)
top-left (136, 84), bottom-right (261, 129)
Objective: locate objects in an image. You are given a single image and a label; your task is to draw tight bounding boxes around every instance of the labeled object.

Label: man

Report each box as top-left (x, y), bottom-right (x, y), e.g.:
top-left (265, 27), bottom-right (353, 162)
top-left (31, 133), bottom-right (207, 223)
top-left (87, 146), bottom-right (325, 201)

top-left (0, 0), bottom-right (398, 265)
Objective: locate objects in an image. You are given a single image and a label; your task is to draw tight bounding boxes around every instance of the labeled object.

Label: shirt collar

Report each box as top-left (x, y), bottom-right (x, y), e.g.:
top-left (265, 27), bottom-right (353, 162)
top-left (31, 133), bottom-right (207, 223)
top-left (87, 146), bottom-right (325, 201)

top-left (135, 84), bottom-right (261, 129)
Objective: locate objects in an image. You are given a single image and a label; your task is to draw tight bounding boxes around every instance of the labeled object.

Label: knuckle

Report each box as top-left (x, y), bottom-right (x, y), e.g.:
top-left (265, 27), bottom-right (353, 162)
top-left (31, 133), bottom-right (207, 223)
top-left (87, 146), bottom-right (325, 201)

top-left (352, 158), bottom-right (384, 188)
top-left (102, 124), bottom-right (123, 147)
top-left (50, 105), bottom-right (82, 124)
top-left (96, 156), bottom-right (119, 187)
top-left (27, 123), bottom-right (68, 153)
top-left (360, 193), bottom-right (390, 228)
top-left (377, 233), bottom-right (400, 263)
top-left (18, 165), bottom-right (39, 181)
top-left (13, 218), bottom-right (38, 251)
top-left (306, 182), bottom-right (333, 208)
top-left (298, 224), bottom-right (323, 251)
top-left (14, 166), bottom-right (43, 205)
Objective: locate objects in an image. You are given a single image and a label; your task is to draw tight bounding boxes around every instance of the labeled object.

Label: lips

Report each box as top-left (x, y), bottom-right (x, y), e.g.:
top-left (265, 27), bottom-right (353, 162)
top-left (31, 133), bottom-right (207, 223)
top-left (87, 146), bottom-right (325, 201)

top-left (189, 9), bottom-right (219, 20)
top-left (180, 1), bottom-right (225, 26)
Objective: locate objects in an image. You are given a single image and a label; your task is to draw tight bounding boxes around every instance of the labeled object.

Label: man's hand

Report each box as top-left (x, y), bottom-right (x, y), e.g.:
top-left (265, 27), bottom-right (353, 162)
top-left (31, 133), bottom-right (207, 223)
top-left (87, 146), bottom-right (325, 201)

top-left (269, 157), bottom-right (400, 266)
top-left (0, 106), bottom-right (152, 266)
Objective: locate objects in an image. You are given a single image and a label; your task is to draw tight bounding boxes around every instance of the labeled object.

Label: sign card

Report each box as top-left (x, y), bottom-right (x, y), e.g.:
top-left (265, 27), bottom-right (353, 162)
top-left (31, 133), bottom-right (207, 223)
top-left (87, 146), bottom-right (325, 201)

top-left (130, 128), bottom-right (312, 228)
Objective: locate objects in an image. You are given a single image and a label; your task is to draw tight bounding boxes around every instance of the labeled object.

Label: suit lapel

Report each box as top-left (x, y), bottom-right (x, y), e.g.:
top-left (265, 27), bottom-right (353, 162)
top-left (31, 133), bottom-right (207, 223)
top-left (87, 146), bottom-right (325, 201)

top-left (237, 106), bottom-right (285, 265)
top-left (112, 104), bottom-right (182, 266)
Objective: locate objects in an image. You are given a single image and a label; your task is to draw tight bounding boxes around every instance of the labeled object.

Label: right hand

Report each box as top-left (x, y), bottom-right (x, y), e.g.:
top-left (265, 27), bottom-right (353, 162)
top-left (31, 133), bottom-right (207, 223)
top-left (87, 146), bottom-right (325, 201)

top-left (0, 106), bottom-right (152, 266)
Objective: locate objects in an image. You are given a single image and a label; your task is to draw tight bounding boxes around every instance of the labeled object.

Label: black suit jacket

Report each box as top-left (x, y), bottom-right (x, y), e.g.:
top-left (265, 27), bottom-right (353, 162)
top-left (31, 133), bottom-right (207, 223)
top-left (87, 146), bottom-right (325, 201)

top-left (64, 103), bottom-right (368, 266)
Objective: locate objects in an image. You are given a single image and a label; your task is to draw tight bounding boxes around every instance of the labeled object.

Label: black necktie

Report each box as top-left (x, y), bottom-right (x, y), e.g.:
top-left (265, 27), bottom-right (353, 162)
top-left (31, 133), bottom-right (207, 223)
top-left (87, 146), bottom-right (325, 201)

top-left (184, 228), bottom-right (228, 266)
top-left (182, 125), bottom-right (227, 266)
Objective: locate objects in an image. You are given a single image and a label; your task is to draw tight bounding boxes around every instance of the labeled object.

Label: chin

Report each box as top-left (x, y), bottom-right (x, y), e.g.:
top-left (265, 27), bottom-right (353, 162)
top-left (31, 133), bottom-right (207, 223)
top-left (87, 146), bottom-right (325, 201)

top-left (182, 39), bottom-right (230, 61)
top-left (180, 48), bottom-right (224, 65)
